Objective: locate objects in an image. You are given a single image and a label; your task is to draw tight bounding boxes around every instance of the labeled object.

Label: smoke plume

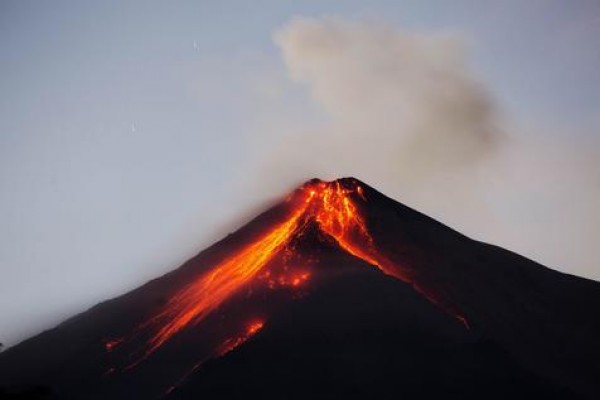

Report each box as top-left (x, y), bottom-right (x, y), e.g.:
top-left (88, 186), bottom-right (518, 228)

top-left (249, 17), bottom-right (599, 279)
top-left (260, 18), bottom-right (500, 197)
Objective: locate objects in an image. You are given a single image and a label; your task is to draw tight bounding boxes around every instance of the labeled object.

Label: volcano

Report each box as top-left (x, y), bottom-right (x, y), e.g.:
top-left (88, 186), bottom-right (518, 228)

top-left (1, 178), bottom-right (599, 399)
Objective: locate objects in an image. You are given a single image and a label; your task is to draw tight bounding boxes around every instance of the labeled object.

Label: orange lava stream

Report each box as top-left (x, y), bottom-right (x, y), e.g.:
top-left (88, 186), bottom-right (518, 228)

top-left (142, 202), bottom-right (309, 356)
top-left (308, 182), bottom-right (467, 329)
top-left (309, 181), bottom-right (409, 282)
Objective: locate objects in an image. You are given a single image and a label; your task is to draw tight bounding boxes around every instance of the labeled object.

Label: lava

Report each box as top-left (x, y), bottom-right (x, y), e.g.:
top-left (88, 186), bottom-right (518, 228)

top-left (124, 179), bottom-right (464, 364)
top-left (261, 269), bottom-right (311, 289)
top-left (141, 201), bottom-right (310, 356)
top-left (217, 320), bottom-right (265, 357)
top-left (162, 319), bottom-right (266, 398)
top-left (307, 181), bottom-right (405, 279)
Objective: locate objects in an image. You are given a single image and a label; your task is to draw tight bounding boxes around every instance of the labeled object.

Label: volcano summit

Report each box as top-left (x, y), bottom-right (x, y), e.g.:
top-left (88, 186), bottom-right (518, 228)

top-left (1, 178), bottom-right (599, 399)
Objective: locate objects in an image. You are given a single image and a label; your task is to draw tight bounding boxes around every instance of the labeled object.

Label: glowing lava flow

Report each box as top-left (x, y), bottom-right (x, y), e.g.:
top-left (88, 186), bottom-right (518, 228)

top-left (309, 182), bottom-right (467, 327)
top-left (307, 181), bottom-right (408, 281)
top-left (130, 179), bottom-right (464, 362)
top-left (141, 202), bottom-right (310, 356)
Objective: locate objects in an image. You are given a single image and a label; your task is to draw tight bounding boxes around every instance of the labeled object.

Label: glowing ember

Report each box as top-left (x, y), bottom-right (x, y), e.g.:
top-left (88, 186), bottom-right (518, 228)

top-left (104, 338), bottom-right (124, 352)
top-left (217, 320), bottom-right (265, 357)
top-left (263, 270), bottom-right (311, 289)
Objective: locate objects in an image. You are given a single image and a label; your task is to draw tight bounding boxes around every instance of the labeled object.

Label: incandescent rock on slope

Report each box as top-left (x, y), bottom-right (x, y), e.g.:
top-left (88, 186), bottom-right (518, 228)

top-left (0, 177), bottom-right (599, 399)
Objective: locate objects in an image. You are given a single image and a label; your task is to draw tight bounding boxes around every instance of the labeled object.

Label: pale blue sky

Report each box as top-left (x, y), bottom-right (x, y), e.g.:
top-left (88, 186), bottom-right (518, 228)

top-left (1, 1), bottom-right (599, 347)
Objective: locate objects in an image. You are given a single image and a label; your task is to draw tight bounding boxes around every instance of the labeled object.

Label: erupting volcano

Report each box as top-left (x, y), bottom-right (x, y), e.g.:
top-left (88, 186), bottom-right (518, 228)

top-left (1, 178), bottom-right (599, 400)
top-left (131, 179), bottom-right (442, 362)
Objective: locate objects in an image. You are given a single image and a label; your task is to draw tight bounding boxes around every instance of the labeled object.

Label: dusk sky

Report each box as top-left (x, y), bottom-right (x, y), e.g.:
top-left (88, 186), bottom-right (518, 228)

top-left (1, 1), bottom-right (599, 347)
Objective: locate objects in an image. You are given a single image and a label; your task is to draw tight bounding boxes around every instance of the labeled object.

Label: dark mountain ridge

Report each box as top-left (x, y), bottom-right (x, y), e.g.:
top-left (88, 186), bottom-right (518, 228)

top-left (1, 177), bottom-right (598, 399)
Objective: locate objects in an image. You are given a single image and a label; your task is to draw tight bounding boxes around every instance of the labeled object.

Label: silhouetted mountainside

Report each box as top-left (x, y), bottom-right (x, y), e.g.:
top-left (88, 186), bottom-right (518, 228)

top-left (351, 179), bottom-right (600, 399)
top-left (0, 177), bottom-right (598, 399)
top-left (170, 265), bottom-right (576, 400)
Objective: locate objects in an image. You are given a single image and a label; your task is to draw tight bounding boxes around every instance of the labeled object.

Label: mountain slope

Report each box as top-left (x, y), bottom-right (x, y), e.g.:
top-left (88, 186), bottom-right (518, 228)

top-left (0, 177), bottom-right (598, 399)
top-left (170, 265), bottom-right (577, 400)
top-left (351, 178), bottom-right (600, 398)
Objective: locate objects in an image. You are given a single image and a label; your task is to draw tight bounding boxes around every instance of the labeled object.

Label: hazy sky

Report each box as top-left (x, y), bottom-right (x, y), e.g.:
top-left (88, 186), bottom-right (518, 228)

top-left (1, 1), bottom-right (599, 347)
